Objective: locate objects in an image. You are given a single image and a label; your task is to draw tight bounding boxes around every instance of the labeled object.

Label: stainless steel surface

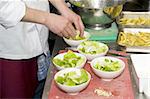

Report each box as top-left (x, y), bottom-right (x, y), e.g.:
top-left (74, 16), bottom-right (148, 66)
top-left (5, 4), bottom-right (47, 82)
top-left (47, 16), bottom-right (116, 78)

top-left (69, 0), bottom-right (126, 30)
top-left (117, 11), bottom-right (150, 28)
top-left (117, 27), bottom-right (150, 53)
top-left (85, 23), bottom-right (112, 30)
top-left (42, 36), bottom-right (148, 99)
top-left (69, 0), bottom-right (126, 8)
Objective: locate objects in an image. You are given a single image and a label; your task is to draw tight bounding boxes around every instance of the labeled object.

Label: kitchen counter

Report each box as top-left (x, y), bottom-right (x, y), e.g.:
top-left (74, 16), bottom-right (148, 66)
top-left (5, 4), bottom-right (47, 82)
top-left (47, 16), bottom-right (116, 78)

top-left (42, 36), bottom-right (148, 99)
top-left (42, 1), bottom-right (150, 98)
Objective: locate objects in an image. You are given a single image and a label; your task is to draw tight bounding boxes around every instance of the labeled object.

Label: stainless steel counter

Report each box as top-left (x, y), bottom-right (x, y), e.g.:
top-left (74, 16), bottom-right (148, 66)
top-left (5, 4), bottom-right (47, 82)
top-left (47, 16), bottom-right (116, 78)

top-left (42, 36), bottom-right (148, 99)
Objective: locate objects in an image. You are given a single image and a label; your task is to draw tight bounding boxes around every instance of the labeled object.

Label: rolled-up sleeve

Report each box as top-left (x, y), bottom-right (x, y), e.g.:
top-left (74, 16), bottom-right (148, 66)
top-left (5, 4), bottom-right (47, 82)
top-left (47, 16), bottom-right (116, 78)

top-left (0, 1), bottom-right (26, 28)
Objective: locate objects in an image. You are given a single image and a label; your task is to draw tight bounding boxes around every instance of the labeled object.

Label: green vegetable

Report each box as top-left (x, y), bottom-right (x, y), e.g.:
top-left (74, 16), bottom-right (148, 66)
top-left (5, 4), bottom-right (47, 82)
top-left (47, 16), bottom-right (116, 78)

top-left (69, 30), bottom-right (86, 40)
top-left (79, 41), bottom-right (107, 54)
top-left (94, 58), bottom-right (121, 72)
top-left (73, 1), bottom-right (85, 7)
top-left (53, 50), bottom-right (85, 68)
top-left (56, 76), bottom-right (65, 84)
top-left (55, 69), bottom-right (89, 86)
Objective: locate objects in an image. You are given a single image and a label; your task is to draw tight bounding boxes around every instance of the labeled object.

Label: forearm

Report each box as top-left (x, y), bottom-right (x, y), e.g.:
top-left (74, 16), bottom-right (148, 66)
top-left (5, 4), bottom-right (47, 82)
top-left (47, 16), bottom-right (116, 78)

top-left (22, 7), bottom-right (49, 25)
top-left (24, 0), bottom-right (69, 24)
top-left (0, 1), bottom-right (50, 28)
top-left (49, 0), bottom-right (70, 15)
top-left (49, 0), bottom-right (84, 35)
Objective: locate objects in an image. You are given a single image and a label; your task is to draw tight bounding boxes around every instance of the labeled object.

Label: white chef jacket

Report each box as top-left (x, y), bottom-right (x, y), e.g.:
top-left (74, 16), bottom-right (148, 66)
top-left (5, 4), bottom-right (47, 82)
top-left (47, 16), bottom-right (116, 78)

top-left (0, 0), bottom-right (50, 59)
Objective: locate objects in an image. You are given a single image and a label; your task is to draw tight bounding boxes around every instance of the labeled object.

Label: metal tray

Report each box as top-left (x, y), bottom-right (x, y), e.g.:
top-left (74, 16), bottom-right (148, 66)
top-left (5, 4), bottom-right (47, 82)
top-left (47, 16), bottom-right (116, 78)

top-left (117, 11), bottom-right (150, 28)
top-left (117, 28), bottom-right (150, 53)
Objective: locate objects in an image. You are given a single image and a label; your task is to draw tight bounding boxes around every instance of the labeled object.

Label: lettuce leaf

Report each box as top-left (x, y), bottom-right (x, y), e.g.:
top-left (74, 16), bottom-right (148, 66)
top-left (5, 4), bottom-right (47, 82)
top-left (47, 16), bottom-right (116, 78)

top-left (94, 59), bottom-right (121, 72)
top-left (56, 69), bottom-right (89, 86)
top-left (79, 41), bottom-right (107, 54)
top-left (53, 50), bottom-right (85, 68)
top-left (64, 50), bottom-right (77, 59)
top-left (56, 76), bottom-right (65, 84)
top-left (69, 30), bottom-right (86, 40)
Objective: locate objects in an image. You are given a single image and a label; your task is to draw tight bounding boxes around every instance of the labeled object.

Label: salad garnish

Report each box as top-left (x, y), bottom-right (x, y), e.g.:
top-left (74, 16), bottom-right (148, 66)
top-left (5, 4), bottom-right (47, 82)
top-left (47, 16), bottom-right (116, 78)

top-left (53, 50), bottom-right (85, 68)
top-left (94, 58), bottom-right (121, 72)
top-left (55, 69), bottom-right (89, 86)
top-left (79, 41), bottom-right (107, 54)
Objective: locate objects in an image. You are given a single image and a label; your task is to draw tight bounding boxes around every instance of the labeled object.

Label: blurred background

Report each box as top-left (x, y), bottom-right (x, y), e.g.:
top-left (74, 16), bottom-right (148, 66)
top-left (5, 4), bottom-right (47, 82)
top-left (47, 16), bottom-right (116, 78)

top-left (48, 0), bottom-right (150, 54)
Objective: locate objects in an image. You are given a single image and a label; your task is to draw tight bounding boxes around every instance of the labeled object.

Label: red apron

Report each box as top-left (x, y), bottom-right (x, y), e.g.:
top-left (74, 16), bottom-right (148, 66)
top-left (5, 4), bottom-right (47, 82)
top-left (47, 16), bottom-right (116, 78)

top-left (0, 57), bottom-right (38, 98)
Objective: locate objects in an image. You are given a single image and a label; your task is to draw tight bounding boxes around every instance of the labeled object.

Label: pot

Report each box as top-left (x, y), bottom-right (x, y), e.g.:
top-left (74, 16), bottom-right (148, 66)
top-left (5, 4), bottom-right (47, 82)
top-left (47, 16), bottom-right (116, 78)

top-left (69, 0), bottom-right (126, 30)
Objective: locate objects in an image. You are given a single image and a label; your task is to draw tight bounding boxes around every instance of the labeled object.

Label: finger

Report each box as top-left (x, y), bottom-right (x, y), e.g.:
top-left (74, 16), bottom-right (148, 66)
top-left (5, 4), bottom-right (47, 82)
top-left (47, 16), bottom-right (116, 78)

top-left (65, 26), bottom-right (76, 38)
top-left (73, 16), bottom-right (80, 31)
top-left (68, 23), bottom-right (76, 37)
top-left (57, 32), bottom-right (63, 37)
top-left (78, 18), bottom-right (85, 37)
top-left (61, 29), bottom-right (69, 38)
top-left (73, 16), bottom-right (84, 37)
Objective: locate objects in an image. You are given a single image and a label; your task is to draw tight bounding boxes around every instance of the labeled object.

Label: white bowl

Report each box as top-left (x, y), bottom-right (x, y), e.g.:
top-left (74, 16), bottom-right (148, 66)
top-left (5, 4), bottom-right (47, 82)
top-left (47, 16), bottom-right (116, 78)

top-left (77, 41), bottom-right (109, 60)
top-left (90, 56), bottom-right (125, 80)
top-left (63, 31), bottom-right (90, 47)
top-left (54, 68), bottom-right (91, 93)
top-left (52, 52), bottom-right (87, 70)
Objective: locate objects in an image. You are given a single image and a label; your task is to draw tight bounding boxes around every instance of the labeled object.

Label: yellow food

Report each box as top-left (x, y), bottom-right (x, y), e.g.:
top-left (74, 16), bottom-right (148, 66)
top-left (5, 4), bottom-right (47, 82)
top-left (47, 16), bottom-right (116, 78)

top-left (119, 17), bottom-right (150, 25)
top-left (104, 5), bottom-right (123, 18)
top-left (118, 32), bottom-right (150, 46)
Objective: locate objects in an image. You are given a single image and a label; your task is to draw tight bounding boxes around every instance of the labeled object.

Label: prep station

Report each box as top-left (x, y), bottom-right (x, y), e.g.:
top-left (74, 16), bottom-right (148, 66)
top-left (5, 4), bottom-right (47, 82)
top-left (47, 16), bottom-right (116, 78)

top-left (43, 0), bottom-right (150, 99)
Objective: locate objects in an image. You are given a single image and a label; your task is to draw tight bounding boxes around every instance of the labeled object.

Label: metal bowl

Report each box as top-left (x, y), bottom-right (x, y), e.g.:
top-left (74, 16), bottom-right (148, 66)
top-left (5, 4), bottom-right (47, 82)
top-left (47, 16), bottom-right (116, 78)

top-left (69, 0), bottom-right (126, 30)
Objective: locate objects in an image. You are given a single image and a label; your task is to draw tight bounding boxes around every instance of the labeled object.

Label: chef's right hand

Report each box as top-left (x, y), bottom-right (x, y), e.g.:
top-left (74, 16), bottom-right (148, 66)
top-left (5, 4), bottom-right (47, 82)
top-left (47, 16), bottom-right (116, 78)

top-left (44, 13), bottom-right (76, 38)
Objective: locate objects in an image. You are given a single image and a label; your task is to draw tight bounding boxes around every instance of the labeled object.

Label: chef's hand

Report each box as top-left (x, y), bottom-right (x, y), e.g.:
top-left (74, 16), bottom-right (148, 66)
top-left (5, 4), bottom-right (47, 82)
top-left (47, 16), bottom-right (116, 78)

top-left (61, 9), bottom-right (85, 37)
top-left (44, 13), bottom-right (76, 38)
top-left (49, 0), bottom-right (84, 37)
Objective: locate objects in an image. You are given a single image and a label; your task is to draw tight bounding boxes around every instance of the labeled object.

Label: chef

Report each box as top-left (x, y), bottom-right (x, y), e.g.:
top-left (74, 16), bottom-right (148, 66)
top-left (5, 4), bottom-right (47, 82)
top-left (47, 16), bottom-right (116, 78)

top-left (0, 0), bottom-right (84, 98)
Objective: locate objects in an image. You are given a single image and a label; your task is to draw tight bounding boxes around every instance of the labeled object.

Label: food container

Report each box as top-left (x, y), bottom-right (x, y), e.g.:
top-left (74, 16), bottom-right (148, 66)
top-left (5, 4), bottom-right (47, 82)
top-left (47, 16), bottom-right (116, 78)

top-left (131, 54), bottom-right (150, 97)
top-left (117, 11), bottom-right (150, 28)
top-left (69, 0), bottom-right (126, 29)
top-left (52, 51), bottom-right (87, 70)
top-left (63, 31), bottom-right (90, 47)
top-left (54, 68), bottom-right (91, 93)
top-left (90, 56), bottom-right (125, 81)
top-left (117, 28), bottom-right (150, 53)
top-left (77, 41), bottom-right (109, 60)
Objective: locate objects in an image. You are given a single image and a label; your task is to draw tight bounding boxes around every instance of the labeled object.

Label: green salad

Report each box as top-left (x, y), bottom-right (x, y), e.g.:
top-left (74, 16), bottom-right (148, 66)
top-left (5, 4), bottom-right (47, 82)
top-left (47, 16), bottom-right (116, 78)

top-left (53, 50), bottom-right (85, 68)
top-left (72, 1), bottom-right (85, 7)
top-left (94, 58), bottom-right (121, 72)
top-left (78, 41), bottom-right (107, 54)
top-left (69, 30), bottom-right (86, 40)
top-left (55, 69), bottom-right (89, 86)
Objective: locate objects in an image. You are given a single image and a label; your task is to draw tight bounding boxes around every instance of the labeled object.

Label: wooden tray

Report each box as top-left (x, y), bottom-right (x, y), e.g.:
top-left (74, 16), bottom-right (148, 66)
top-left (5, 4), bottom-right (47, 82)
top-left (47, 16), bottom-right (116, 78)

top-left (48, 52), bottom-right (134, 99)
